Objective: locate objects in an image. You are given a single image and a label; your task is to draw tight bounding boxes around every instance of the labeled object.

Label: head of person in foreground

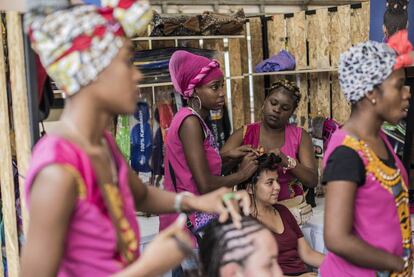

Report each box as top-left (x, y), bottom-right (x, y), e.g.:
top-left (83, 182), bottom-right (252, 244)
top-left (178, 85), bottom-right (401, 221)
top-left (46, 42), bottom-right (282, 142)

top-left (199, 216), bottom-right (283, 277)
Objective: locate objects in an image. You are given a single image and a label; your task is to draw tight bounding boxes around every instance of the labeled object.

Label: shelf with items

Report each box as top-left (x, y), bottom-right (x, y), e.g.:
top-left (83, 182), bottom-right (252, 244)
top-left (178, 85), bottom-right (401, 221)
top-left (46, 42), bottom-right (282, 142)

top-left (132, 21), bottom-right (255, 131)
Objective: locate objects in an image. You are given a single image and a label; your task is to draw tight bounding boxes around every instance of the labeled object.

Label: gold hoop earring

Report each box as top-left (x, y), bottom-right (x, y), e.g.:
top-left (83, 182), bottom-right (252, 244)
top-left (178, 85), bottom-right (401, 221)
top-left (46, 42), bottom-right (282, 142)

top-left (190, 95), bottom-right (202, 111)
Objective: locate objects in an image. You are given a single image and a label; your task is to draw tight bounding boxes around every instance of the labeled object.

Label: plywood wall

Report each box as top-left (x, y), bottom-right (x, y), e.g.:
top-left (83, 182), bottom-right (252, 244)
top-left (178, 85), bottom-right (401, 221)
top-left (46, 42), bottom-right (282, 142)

top-left (266, 3), bottom-right (369, 127)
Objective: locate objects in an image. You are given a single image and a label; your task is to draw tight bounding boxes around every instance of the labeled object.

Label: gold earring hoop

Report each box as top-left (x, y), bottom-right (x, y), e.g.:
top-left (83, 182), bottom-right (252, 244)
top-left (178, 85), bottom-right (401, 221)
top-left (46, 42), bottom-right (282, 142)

top-left (190, 95), bottom-right (202, 111)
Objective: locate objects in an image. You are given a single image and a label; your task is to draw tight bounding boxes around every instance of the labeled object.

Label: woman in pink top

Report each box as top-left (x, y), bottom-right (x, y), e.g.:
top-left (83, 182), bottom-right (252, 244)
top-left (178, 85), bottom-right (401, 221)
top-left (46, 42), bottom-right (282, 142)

top-left (322, 31), bottom-right (413, 276)
top-left (20, 2), bottom-right (251, 277)
top-left (222, 79), bottom-right (318, 201)
top-left (160, 51), bottom-right (257, 244)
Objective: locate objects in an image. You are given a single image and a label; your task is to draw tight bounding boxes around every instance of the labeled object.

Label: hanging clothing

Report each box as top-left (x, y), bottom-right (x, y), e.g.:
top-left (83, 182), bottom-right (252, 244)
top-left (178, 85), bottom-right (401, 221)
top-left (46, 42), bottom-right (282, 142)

top-left (242, 122), bottom-right (304, 201)
top-left (320, 129), bottom-right (412, 277)
top-left (159, 107), bottom-right (222, 244)
top-left (24, 132), bottom-right (140, 277)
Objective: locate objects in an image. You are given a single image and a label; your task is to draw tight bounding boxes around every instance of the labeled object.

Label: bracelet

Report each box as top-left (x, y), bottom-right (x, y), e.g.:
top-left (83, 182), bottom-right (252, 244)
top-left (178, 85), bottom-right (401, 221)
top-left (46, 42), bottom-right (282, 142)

top-left (174, 192), bottom-right (193, 213)
top-left (283, 156), bottom-right (297, 173)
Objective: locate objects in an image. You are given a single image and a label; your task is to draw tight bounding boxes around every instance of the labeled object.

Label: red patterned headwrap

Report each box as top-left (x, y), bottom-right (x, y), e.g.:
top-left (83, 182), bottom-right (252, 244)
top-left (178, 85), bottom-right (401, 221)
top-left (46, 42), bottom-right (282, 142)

top-left (25, 0), bottom-right (153, 95)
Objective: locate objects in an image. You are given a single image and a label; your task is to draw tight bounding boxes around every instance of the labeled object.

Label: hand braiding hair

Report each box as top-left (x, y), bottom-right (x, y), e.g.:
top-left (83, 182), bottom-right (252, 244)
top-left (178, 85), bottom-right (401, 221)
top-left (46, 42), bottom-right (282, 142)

top-left (238, 153), bottom-right (281, 217)
top-left (199, 217), bottom-right (266, 277)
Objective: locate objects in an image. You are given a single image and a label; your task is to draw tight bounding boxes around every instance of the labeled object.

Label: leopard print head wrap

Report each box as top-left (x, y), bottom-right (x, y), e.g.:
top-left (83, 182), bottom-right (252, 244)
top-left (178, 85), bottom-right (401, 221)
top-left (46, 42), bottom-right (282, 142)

top-left (338, 40), bottom-right (397, 104)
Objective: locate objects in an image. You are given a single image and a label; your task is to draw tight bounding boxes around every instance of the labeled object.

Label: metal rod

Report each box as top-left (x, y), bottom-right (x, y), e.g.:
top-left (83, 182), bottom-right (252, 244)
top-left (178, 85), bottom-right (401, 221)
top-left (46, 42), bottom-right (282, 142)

top-left (223, 37), bottom-right (233, 132)
top-left (132, 35), bottom-right (245, 41)
top-left (246, 21), bottom-right (255, 123)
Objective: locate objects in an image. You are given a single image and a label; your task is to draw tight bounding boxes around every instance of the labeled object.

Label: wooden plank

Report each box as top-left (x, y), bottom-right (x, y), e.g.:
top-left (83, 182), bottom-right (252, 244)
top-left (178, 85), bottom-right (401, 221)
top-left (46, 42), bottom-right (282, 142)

top-left (7, 12), bottom-right (29, 234)
top-left (203, 39), bottom-right (225, 71)
top-left (267, 14), bottom-right (285, 57)
top-left (239, 26), bottom-right (252, 125)
top-left (287, 11), bottom-right (307, 70)
top-left (307, 14), bottom-right (318, 69)
top-left (331, 72), bottom-right (351, 123)
top-left (229, 39), bottom-right (244, 130)
top-left (361, 2), bottom-right (370, 41)
top-left (295, 74), bottom-right (309, 130)
top-left (250, 18), bottom-right (265, 122)
top-left (330, 5), bottom-right (351, 67)
top-left (2, 14), bottom-right (20, 277)
top-left (316, 9), bottom-right (330, 69)
top-left (351, 5), bottom-right (366, 45)
top-left (309, 73), bottom-right (330, 118)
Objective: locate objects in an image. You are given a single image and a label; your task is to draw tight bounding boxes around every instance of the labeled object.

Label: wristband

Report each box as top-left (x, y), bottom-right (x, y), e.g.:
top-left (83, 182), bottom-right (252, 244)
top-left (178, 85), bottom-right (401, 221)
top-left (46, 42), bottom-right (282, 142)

top-left (174, 192), bottom-right (193, 213)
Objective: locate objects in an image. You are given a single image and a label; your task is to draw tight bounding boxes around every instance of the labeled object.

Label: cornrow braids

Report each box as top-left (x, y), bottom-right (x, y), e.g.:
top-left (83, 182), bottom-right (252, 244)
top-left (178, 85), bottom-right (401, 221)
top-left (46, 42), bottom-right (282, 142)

top-left (267, 79), bottom-right (301, 109)
top-left (384, 0), bottom-right (409, 37)
top-left (199, 217), bottom-right (266, 277)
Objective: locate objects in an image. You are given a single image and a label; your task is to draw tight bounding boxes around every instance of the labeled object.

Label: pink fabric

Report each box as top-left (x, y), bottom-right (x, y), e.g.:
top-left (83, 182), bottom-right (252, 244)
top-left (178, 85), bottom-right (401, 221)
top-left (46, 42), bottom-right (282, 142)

top-left (159, 107), bottom-right (222, 245)
top-left (242, 122), bottom-right (303, 201)
top-left (320, 129), bottom-right (408, 277)
top-left (25, 132), bottom-right (140, 277)
top-left (169, 50), bottom-right (224, 99)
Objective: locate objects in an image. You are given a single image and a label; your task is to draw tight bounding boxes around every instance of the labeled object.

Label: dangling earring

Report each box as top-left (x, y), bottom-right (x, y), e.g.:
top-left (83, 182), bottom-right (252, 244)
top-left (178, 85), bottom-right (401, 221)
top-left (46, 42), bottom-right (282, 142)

top-left (372, 99), bottom-right (376, 105)
top-left (191, 95), bottom-right (202, 111)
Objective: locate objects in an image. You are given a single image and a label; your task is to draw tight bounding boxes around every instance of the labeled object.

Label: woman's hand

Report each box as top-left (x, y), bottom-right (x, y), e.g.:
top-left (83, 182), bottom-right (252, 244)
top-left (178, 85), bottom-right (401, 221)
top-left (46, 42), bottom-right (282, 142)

top-left (122, 214), bottom-right (192, 277)
top-left (238, 152), bottom-right (259, 181)
top-left (224, 145), bottom-right (258, 160)
top-left (185, 188), bottom-right (251, 229)
top-left (269, 148), bottom-right (289, 167)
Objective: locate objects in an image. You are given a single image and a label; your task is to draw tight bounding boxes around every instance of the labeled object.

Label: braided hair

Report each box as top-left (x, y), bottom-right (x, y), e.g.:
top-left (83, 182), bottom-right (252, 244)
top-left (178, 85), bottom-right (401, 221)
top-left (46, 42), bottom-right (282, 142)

top-left (199, 216), bottom-right (267, 277)
top-left (267, 79), bottom-right (301, 110)
top-left (238, 153), bottom-right (281, 217)
top-left (384, 0), bottom-right (409, 37)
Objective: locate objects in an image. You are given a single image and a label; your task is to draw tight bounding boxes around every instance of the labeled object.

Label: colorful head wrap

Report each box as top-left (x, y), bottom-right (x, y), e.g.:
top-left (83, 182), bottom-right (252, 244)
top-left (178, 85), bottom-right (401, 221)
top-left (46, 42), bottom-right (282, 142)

top-left (268, 79), bottom-right (301, 107)
top-left (25, 0), bottom-right (153, 96)
top-left (169, 50), bottom-right (224, 99)
top-left (339, 30), bottom-right (413, 104)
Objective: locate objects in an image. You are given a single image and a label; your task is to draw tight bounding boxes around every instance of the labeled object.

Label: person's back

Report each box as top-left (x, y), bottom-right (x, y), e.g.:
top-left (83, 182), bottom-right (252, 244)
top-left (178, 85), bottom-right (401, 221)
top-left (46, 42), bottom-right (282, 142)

top-left (24, 133), bottom-right (140, 276)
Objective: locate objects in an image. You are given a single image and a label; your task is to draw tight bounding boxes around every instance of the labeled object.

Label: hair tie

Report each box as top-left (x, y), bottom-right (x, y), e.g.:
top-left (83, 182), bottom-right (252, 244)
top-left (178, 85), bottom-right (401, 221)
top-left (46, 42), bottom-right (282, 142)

top-left (387, 30), bottom-right (413, 69)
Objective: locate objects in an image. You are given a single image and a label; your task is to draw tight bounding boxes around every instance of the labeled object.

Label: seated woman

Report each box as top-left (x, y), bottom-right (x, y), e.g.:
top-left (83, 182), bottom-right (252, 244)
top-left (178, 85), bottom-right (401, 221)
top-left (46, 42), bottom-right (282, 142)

top-left (199, 217), bottom-right (283, 277)
top-left (239, 153), bottom-right (324, 276)
top-left (222, 79), bottom-right (318, 202)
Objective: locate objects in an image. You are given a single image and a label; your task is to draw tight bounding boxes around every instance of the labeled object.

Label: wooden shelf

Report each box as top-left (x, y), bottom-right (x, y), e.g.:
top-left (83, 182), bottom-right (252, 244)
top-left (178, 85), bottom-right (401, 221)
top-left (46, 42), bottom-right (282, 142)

top-left (131, 35), bottom-right (245, 41)
top-left (246, 67), bottom-right (338, 77)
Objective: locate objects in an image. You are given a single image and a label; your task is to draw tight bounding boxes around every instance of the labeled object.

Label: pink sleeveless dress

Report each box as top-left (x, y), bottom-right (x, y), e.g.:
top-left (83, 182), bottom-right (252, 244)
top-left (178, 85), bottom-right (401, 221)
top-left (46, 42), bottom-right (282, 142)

top-left (159, 107), bottom-right (222, 244)
top-left (320, 129), bottom-right (412, 276)
top-left (242, 122), bottom-right (303, 200)
top-left (25, 132), bottom-right (140, 277)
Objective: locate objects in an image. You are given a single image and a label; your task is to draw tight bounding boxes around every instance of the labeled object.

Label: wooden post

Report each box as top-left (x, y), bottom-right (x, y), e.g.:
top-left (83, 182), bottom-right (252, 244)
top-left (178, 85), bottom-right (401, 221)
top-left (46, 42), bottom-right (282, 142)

top-left (267, 14), bottom-right (286, 84)
top-left (295, 74), bottom-right (309, 130)
top-left (351, 2), bottom-right (370, 46)
top-left (249, 18), bottom-right (265, 122)
top-left (0, 16), bottom-right (20, 277)
top-left (228, 39), bottom-right (244, 130)
top-left (7, 12), bottom-right (30, 233)
top-left (286, 11), bottom-right (307, 70)
top-left (330, 6), bottom-right (352, 122)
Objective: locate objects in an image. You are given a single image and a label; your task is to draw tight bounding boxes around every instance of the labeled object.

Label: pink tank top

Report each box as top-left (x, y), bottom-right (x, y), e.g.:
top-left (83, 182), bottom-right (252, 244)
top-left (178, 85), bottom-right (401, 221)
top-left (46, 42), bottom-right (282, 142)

top-left (320, 129), bottom-right (412, 276)
top-left (159, 108), bottom-right (222, 241)
top-left (242, 122), bottom-right (303, 200)
top-left (25, 132), bottom-right (140, 277)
